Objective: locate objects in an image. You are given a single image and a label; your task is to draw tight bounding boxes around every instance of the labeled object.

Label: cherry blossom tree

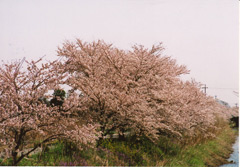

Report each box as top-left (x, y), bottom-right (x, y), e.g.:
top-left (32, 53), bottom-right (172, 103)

top-left (0, 58), bottom-right (99, 165)
top-left (57, 39), bottom-right (191, 141)
top-left (57, 39), bottom-right (234, 143)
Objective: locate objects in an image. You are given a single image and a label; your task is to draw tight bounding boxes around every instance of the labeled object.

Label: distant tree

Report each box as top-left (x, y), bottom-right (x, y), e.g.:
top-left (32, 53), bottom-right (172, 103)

top-left (50, 89), bottom-right (66, 107)
top-left (53, 89), bottom-right (66, 99)
top-left (0, 58), bottom-right (99, 165)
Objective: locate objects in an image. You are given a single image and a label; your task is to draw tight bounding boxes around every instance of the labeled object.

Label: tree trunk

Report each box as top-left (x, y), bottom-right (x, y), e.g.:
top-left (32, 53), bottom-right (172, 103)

top-left (12, 151), bottom-right (18, 165)
top-left (118, 133), bottom-right (125, 141)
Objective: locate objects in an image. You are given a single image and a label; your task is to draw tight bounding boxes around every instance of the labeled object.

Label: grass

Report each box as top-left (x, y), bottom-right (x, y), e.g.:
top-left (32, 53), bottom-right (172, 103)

top-left (0, 124), bottom-right (238, 166)
top-left (164, 126), bottom-right (238, 167)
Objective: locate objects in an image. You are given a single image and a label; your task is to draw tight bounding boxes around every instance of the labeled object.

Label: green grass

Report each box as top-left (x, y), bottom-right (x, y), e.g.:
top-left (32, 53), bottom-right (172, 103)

top-left (164, 126), bottom-right (237, 167)
top-left (0, 125), bottom-right (237, 166)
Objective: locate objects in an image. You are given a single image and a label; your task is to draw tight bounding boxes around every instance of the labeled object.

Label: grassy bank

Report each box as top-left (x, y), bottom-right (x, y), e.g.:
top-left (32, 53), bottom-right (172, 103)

top-left (0, 124), bottom-right (237, 166)
top-left (165, 127), bottom-right (238, 166)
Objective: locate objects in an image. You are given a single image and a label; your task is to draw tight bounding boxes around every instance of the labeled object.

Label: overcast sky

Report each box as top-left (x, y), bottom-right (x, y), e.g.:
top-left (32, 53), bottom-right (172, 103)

top-left (0, 0), bottom-right (239, 106)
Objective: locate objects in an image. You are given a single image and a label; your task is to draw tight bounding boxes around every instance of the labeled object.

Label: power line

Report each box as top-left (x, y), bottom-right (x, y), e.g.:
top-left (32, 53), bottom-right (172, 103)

top-left (208, 87), bottom-right (238, 90)
top-left (233, 91), bottom-right (239, 97)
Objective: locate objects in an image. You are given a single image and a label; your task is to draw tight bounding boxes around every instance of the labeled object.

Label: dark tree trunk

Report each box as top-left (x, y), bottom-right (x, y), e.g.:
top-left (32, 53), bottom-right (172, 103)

top-left (12, 151), bottom-right (18, 165)
top-left (118, 133), bottom-right (125, 141)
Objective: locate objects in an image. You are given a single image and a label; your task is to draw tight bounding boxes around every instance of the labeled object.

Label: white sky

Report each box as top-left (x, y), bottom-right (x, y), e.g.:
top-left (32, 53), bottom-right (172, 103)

top-left (0, 0), bottom-right (239, 106)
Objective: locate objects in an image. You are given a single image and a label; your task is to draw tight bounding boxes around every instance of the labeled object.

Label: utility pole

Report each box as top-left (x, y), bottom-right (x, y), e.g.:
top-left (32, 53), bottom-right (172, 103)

top-left (202, 84), bottom-right (208, 94)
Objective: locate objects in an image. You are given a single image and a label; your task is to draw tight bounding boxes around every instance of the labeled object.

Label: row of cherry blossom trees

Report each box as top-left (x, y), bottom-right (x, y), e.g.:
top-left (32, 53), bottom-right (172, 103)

top-left (0, 39), bottom-right (237, 165)
top-left (57, 39), bottom-right (236, 140)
